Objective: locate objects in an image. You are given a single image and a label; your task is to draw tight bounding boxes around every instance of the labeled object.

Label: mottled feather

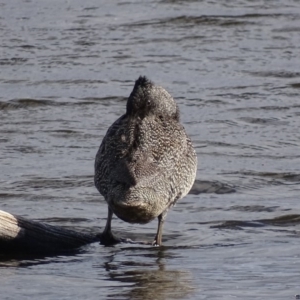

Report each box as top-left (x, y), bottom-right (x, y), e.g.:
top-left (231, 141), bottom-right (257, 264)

top-left (95, 76), bottom-right (197, 224)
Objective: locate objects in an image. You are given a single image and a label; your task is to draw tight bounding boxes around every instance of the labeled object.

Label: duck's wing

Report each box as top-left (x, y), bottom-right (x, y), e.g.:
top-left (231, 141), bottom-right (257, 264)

top-left (95, 115), bottom-right (154, 191)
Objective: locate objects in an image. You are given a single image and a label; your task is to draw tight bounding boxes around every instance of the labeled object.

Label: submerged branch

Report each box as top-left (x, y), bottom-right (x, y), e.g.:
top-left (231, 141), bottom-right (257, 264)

top-left (0, 210), bottom-right (99, 255)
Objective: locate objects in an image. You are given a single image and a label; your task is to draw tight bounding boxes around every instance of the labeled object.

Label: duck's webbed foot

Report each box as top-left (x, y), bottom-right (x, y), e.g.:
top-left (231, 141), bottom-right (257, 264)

top-left (152, 240), bottom-right (160, 247)
top-left (99, 231), bottom-right (152, 246)
top-left (99, 207), bottom-right (133, 246)
top-left (99, 231), bottom-right (124, 246)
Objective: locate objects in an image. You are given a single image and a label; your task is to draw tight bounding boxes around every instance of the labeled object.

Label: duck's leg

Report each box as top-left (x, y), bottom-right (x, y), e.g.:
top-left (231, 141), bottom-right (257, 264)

top-left (99, 207), bottom-right (122, 246)
top-left (99, 207), bottom-right (135, 246)
top-left (152, 211), bottom-right (168, 246)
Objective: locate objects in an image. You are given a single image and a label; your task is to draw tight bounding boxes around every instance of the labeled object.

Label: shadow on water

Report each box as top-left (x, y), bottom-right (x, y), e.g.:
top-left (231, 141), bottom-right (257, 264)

top-left (0, 248), bottom-right (86, 268)
top-left (100, 246), bottom-right (195, 300)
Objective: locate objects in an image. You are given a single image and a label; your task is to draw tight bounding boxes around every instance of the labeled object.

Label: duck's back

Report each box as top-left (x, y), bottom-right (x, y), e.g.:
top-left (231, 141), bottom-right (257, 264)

top-left (94, 113), bottom-right (197, 221)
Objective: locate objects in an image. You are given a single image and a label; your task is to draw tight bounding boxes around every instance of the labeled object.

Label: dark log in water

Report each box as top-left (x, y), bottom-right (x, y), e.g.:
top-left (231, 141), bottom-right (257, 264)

top-left (0, 210), bottom-right (99, 254)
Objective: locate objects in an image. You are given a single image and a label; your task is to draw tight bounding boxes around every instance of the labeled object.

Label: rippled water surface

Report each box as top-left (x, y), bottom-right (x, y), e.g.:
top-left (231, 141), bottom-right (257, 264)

top-left (1, 0), bottom-right (300, 299)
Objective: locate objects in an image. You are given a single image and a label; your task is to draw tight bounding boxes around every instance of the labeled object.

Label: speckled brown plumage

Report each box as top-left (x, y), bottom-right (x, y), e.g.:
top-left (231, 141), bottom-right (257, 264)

top-left (95, 76), bottom-right (197, 246)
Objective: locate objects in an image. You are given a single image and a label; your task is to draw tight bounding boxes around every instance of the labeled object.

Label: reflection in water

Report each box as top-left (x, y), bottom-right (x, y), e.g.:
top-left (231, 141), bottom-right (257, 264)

top-left (0, 252), bottom-right (84, 268)
top-left (103, 247), bottom-right (195, 300)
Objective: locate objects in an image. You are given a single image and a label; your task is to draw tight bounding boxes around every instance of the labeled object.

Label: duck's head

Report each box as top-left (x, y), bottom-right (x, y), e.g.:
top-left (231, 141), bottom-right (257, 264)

top-left (126, 76), bottom-right (179, 121)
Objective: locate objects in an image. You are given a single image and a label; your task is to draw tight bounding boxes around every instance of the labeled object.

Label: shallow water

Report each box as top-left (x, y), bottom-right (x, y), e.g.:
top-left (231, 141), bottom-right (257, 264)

top-left (1, 0), bottom-right (300, 299)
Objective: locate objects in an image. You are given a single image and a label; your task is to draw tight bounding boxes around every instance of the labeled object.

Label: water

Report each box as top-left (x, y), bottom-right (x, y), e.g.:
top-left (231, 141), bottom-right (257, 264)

top-left (1, 0), bottom-right (300, 299)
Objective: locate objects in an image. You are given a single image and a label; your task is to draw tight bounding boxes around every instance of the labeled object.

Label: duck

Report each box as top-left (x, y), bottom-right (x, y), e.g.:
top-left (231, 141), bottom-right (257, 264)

top-left (94, 76), bottom-right (197, 246)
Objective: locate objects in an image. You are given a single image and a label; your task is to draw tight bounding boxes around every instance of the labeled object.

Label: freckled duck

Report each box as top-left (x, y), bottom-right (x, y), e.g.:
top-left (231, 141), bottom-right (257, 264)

top-left (94, 76), bottom-right (197, 246)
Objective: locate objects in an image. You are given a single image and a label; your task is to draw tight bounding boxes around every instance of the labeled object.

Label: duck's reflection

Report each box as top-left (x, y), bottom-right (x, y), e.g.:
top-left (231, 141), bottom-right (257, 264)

top-left (103, 246), bottom-right (195, 300)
